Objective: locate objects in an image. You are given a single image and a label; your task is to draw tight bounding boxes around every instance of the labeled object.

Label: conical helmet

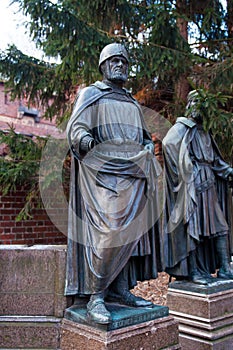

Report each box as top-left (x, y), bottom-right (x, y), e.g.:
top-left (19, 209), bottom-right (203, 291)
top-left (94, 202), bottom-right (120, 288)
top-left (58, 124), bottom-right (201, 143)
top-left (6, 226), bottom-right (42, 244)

top-left (99, 43), bottom-right (129, 71)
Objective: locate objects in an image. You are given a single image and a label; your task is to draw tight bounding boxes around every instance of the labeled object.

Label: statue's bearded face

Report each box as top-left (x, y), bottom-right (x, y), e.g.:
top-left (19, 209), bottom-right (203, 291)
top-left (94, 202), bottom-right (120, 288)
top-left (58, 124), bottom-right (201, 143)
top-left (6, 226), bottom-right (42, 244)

top-left (187, 99), bottom-right (203, 124)
top-left (101, 55), bottom-right (128, 83)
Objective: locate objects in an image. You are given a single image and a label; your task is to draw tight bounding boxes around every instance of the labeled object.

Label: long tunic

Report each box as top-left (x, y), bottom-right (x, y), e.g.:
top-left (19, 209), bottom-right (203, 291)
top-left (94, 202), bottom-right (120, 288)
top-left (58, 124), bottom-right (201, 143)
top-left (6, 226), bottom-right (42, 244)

top-left (65, 82), bottom-right (162, 295)
top-left (190, 125), bottom-right (228, 237)
top-left (162, 117), bottom-right (231, 277)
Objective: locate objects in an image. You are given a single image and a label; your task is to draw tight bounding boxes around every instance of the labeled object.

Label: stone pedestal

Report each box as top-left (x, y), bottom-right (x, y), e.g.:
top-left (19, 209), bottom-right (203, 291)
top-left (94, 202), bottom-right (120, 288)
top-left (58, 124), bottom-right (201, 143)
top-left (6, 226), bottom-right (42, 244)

top-left (0, 245), bottom-right (70, 349)
top-left (0, 316), bottom-right (61, 349)
top-left (60, 301), bottom-right (181, 349)
top-left (167, 280), bottom-right (233, 350)
top-left (0, 245), bottom-right (68, 318)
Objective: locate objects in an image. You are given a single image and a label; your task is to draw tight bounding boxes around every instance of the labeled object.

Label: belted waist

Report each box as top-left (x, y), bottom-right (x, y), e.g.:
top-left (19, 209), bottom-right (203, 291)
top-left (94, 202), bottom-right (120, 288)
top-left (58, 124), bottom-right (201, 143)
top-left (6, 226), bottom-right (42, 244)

top-left (195, 178), bottom-right (215, 193)
top-left (197, 161), bottom-right (212, 166)
top-left (95, 143), bottom-right (144, 153)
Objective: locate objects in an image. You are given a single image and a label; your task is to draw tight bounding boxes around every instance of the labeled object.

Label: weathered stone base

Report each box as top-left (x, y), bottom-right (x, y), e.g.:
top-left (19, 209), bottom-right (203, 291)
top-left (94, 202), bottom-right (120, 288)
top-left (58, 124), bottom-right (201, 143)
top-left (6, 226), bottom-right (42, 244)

top-left (60, 316), bottom-right (180, 350)
top-left (0, 245), bottom-right (68, 318)
top-left (0, 316), bottom-right (61, 349)
top-left (0, 245), bottom-right (69, 349)
top-left (167, 280), bottom-right (233, 349)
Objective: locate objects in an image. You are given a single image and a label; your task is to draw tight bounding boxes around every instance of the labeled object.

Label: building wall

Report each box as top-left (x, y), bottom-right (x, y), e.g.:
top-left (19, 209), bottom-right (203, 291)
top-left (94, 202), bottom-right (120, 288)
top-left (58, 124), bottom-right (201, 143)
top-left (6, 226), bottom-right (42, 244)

top-left (0, 82), bottom-right (64, 138)
top-left (0, 82), bottom-right (68, 245)
top-left (0, 187), bottom-right (67, 245)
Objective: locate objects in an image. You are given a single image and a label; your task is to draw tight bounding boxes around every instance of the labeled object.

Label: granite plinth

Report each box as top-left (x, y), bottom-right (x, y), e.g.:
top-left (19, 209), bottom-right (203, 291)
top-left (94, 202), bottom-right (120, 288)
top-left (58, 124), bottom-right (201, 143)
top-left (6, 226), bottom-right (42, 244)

top-left (168, 279), bottom-right (233, 295)
top-left (0, 245), bottom-right (70, 349)
top-left (60, 315), bottom-right (181, 350)
top-left (0, 245), bottom-right (68, 317)
top-left (0, 316), bottom-right (61, 349)
top-left (64, 300), bottom-right (169, 331)
top-left (167, 280), bottom-right (233, 349)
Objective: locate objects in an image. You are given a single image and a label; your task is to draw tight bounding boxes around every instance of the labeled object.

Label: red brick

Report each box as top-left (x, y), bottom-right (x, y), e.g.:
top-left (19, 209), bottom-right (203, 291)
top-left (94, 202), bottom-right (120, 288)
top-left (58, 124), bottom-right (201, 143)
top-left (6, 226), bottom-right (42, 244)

top-left (15, 221), bottom-right (23, 227)
top-left (44, 231), bottom-right (61, 238)
top-left (3, 216), bottom-right (11, 220)
top-left (3, 203), bottom-right (12, 208)
top-left (12, 227), bottom-right (25, 233)
top-left (1, 196), bottom-right (14, 203)
top-left (0, 234), bottom-right (15, 240)
top-left (23, 233), bottom-right (37, 239)
top-left (34, 227), bottom-right (46, 233)
top-left (11, 240), bottom-right (28, 244)
top-left (12, 203), bottom-right (24, 209)
top-left (33, 238), bottom-right (46, 244)
top-left (3, 228), bottom-right (11, 233)
top-left (23, 221), bottom-right (37, 227)
top-left (44, 220), bottom-right (54, 226)
top-left (15, 233), bottom-right (23, 239)
top-left (1, 221), bottom-right (13, 227)
top-left (34, 214), bottom-right (48, 221)
top-left (1, 209), bottom-right (16, 215)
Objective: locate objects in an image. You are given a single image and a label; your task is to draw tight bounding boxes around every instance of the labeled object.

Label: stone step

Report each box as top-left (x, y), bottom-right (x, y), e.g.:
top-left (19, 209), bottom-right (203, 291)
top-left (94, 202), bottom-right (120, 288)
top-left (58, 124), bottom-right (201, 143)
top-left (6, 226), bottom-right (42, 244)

top-left (0, 316), bottom-right (61, 349)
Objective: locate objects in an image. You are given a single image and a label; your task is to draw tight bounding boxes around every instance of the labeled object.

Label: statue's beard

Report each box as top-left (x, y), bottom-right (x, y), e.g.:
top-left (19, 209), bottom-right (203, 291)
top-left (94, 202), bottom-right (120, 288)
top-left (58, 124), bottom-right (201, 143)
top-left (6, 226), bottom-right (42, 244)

top-left (110, 73), bottom-right (127, 82)
top-left (101, 63), bottom-right (128, 83)
top-left (191, 112), bottom-right (203, 124)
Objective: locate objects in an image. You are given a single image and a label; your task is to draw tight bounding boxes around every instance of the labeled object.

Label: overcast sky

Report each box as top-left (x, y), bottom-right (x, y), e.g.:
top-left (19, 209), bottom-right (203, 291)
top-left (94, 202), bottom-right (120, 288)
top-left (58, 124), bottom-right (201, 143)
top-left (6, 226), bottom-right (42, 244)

top-left (0, 0), bottom-right (44, 59)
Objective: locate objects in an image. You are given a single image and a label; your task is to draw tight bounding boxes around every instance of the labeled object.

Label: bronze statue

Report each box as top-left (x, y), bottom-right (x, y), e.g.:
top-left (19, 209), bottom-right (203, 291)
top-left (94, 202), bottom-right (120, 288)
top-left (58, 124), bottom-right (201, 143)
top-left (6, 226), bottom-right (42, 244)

top-left (163, 90), bottom-right (233, 285)
top-left (65, 43), bottom-right (162, 324)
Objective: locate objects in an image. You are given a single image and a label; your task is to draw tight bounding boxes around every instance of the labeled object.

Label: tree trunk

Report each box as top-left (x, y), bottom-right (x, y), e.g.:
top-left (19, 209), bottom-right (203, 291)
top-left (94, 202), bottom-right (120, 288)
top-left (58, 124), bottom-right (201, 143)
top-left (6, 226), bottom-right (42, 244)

top-left (227, 0), bottom-right (233, 41)
top-left (175, 0), bottom-right (190, 102)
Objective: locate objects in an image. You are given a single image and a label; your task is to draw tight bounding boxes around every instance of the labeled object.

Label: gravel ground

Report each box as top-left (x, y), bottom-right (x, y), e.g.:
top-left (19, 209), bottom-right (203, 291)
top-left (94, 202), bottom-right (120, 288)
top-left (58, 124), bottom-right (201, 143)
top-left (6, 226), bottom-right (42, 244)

top-left (132, 272), bottom-right (171, 306)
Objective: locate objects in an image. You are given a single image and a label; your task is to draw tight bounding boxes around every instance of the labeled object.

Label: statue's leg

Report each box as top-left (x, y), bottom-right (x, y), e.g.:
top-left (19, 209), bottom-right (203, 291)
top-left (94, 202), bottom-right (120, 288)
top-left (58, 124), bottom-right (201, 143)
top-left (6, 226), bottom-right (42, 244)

top-left (107, 261), bottom-right (153, 307)
top-left (188, 250), bottom-right (209, 285)
top-left (86, 291), bottom-right (112, 324)
top-left (215, 235), bottom-right (233, 279)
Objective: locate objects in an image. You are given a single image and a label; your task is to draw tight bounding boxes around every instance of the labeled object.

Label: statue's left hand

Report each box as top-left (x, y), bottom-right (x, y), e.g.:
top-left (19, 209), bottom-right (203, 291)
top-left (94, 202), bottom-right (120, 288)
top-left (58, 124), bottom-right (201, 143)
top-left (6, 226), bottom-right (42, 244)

top-left (144, 143), bottom-right (154, 155)
top-left (228, 167), bottom-right (233, 178)
top-left (228, 168), bottom-right (233, 189)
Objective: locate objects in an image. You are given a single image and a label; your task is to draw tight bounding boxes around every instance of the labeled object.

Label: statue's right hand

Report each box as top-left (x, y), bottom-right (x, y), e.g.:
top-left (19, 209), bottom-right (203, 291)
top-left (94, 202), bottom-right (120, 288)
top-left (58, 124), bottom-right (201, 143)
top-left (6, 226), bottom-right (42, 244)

top-left (79, 135), bottom-right (95, 152)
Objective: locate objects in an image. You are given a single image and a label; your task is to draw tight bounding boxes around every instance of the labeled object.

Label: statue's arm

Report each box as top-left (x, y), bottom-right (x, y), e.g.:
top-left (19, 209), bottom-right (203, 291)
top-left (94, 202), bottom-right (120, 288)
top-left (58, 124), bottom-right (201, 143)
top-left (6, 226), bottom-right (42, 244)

top-left (67, 86), bottom-right (101, 156)
top-left (69, 108), bottom-right (95, 156)
top-left (212, 145), bottom-right (233, 180)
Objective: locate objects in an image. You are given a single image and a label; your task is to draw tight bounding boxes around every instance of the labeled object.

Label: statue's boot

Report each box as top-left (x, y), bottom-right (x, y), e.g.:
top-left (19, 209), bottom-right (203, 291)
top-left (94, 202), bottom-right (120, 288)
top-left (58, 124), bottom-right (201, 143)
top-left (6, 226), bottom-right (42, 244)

top-left (107, 262), bottom-right (153, 307)
top-left (188, 250), bottom-right (209, 285)
top-left (107, 289), bottom-right (154, 307)
top-left (86, 292), bottom-right (112, 324)
top-left (215, 236), bottom-right (233, 279)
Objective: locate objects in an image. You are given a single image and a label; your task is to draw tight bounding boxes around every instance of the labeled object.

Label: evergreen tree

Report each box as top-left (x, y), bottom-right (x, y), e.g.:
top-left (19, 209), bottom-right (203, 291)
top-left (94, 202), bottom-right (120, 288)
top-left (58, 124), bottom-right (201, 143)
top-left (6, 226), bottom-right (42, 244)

top-left (0, 0), bottom-right (232, 159)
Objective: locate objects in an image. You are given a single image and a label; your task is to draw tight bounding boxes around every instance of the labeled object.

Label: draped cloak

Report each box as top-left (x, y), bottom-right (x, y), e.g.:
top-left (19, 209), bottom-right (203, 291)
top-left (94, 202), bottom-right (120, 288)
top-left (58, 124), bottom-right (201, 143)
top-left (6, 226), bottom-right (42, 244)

top-left (163, 117), bottom-right (232, 278)
top-left (65, 81), bottom-right (163, 295)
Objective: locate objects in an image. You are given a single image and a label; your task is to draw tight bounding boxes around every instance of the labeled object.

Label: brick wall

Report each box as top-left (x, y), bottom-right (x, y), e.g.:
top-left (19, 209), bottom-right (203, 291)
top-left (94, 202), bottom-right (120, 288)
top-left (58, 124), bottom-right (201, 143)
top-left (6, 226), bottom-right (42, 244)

top-left (0, 186), bottom-right (67, 245)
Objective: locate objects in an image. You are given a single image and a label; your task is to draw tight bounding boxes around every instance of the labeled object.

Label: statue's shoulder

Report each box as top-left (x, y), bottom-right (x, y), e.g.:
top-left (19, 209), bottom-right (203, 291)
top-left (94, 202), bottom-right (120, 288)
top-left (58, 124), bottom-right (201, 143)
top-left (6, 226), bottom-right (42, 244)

top-left (176, 117), bottom-right (196, 128)
top-left (163, 117), bottom-right (195, 146)
top-left (73, 81), bottom-right (110, 109)
top-left (78, 81), bottom-right (109, 98)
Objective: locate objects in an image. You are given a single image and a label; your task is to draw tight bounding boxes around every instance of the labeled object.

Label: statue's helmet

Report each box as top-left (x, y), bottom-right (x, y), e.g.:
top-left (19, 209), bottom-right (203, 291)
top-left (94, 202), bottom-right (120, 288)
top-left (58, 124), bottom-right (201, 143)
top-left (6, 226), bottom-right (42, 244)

top-left (186, 90), bottom-right (199, 109)
top-left (187, 90), bottom-right (199, 103)
top-left (99, 43), bottom-right (129, 72)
